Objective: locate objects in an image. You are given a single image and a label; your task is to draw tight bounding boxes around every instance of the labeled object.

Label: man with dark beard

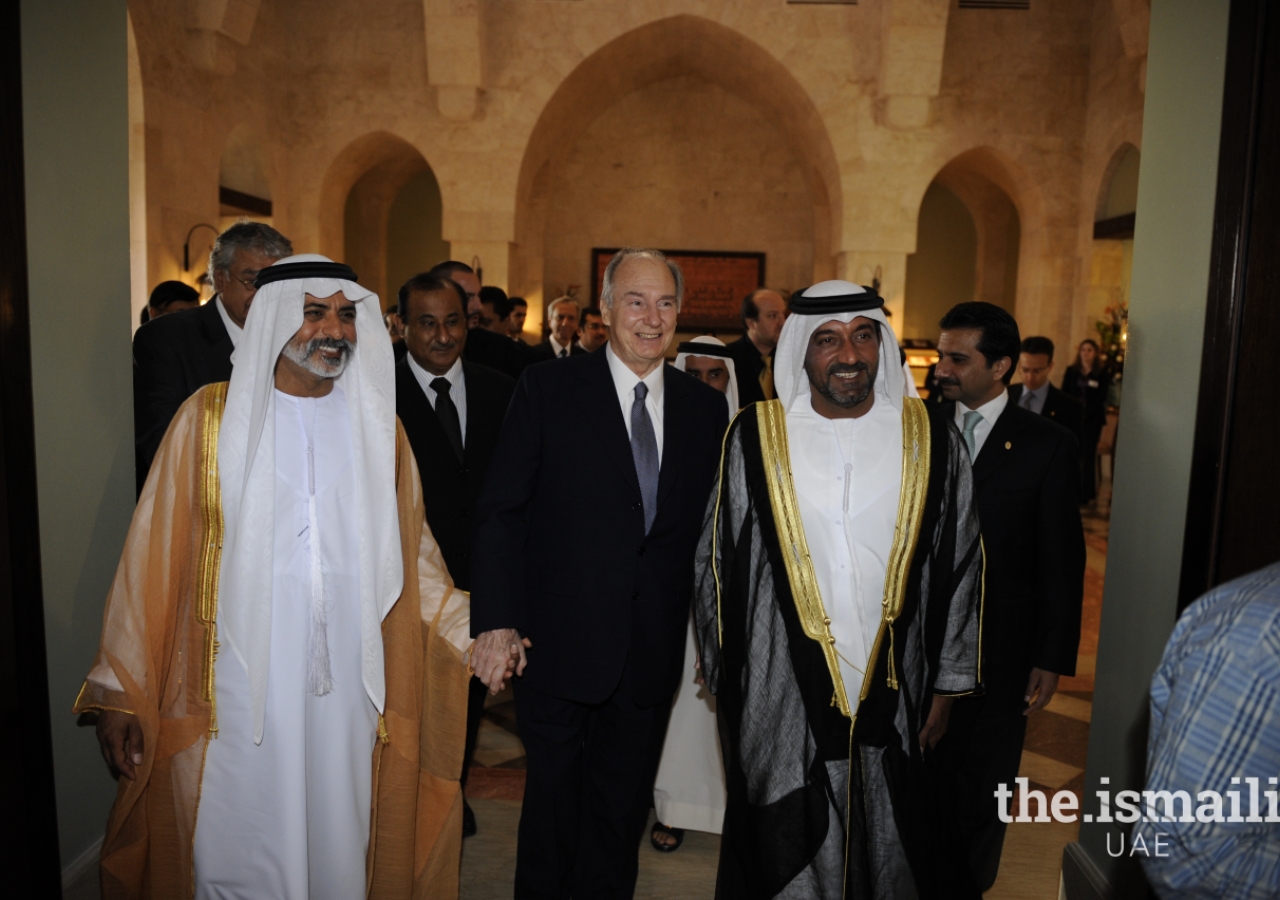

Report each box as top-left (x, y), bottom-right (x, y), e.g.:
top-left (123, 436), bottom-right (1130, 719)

top-left (694, 280), bottom-right (984, 899)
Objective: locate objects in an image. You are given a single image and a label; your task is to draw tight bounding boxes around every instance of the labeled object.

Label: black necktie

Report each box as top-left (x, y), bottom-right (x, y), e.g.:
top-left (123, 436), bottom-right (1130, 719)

top-left (558, 347), bottom-right (568, 358)
top-left (431, 377), bottom-right (464, 464)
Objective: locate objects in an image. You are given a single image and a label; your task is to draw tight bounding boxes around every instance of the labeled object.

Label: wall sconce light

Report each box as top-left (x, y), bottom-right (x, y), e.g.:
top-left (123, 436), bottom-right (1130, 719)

top-left (183, 223), bottom-right (220, 272)
top-left (872, 265), bottom-right (882, 294)
top-left (472, 255), bottom-right (483, 284)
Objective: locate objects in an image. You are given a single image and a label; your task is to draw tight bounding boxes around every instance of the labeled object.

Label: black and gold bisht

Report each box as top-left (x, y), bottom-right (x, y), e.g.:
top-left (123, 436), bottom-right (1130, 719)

top-left (694, 396), bottom-right (984, 900)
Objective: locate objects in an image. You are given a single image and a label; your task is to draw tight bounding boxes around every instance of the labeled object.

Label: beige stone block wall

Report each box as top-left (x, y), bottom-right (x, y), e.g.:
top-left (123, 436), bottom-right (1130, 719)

top-left (540, 76), bottom-right (815, 308)
top-left (122, 0), bottom-right (1145, 360)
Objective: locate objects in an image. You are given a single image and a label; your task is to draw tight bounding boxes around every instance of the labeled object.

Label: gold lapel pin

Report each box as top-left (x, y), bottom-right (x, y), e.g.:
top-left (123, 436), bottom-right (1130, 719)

top-left (1005, 441), bottom-right (1012, 450)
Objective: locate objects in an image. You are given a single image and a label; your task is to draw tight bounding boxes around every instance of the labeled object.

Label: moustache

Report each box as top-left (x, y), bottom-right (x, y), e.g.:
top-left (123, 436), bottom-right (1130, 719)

top-left (305, 337), bottom-right (353, 359)
top-left (934, 376), bottom-right (961, 387)
top-left (827, 362), bottom-right (868, 377)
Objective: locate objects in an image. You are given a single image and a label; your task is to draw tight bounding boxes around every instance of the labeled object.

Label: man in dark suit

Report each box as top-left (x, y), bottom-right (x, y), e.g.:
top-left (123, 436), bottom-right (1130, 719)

top-left (132, 221), bottom-right (292, 491)
top-left (394, 271), bottom-right (515, 839)
top-left (932, 303), bottom-right (1086, 893)
top-left (577, 305), bottom-right (609, 352)
top-left (1008, 335), bottom-right (1084, 436)
top-left (470, 249), bottom-right (729, 899)
top-left (723, 287), bottom-right (787, 407)
top-left (430, 260), bottom-right (532, 379)
top-left (530, 295), bottom-right (588, 361)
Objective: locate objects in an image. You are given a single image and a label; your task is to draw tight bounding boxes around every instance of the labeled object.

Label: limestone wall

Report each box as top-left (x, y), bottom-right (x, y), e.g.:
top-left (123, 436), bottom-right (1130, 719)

top-left (125, 0), bottom-right (1145, 352)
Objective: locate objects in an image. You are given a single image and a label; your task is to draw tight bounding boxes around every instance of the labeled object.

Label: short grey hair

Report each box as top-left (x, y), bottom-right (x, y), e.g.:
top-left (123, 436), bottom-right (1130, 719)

top-left (208, 219), bottom-right (293, 285)
top-left (599, 248), bottom-right (684, 311)
top-left (546, 295), bottom-right (580, 320)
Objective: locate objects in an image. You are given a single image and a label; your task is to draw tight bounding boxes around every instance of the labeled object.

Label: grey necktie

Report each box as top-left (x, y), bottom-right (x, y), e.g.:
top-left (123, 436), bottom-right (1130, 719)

top-left (630, 381), bottom-right (659, 533)
top-left (961, 410), bottom-right (982, 460)
top-left (1021, 389), bottom-right (1034, 410)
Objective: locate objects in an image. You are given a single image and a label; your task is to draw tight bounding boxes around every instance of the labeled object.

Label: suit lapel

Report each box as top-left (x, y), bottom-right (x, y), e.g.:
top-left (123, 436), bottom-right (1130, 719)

top-left (655, 365), bottom-right (686, 514)
top-left (973, 401), bottom-right (1029, 484)
top-left (397, 360), bottom-right (452, 455)
top-left (460, 363), bottom-right (502, 462)
top-left (199, 296), bottom-right (234, 351)
top-left (577, 351), bottom-right (641, 498)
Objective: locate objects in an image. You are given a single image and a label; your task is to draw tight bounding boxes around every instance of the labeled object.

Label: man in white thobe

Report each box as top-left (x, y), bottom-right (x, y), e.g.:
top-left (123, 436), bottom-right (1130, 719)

top-left (82, 255), bottom-right (475, 900)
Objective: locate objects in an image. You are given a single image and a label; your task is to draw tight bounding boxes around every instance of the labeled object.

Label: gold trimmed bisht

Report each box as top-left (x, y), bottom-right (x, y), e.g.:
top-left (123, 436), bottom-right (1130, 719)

top-left (755, 396), bottom-right (932, 718)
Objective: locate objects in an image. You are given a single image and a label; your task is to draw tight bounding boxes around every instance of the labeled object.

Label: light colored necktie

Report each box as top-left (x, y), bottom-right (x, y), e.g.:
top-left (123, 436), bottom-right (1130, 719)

top-left (630, 382), bottom-right (659, 533)
top-left (1021, 390), bottom-right (1034, 410)
top-left (961, 410), bottom-right (982, 460)
top-left (759, 353), bottom-right (775, 401)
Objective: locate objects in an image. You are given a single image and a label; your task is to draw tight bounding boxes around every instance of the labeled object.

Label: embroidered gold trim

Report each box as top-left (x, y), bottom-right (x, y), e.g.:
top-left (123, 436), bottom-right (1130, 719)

top-left (757, 399), bottom-right (851, 717)
top-left (869, 397), bottom-right (931, 695)
top-left (196, 383), bottom-right (228, 735)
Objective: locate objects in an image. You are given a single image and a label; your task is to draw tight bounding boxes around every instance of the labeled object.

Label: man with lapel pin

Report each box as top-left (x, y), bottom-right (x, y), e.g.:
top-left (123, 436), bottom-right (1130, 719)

top-left (469, 249), bottom-right (729, 899)
top-left (394, 272), bottom-right (516, 838)
top-left (932, 302), bottom-right (1086, 893)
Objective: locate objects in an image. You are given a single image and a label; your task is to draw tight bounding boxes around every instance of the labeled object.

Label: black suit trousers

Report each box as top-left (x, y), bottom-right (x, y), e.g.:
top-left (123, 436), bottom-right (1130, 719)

top-left (513, 674), bottom-right (672, 900)
top-left (933, 693), bottom-right (1028, 893)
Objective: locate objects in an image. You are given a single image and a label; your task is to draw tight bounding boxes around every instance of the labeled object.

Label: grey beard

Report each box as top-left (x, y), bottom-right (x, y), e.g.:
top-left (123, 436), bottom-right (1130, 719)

top-left (814, 379), bottom-right (873, 409)
top-left (808, 364), bottom-right (876, 409)
top-left (283, 336), bottom-right (353, 379)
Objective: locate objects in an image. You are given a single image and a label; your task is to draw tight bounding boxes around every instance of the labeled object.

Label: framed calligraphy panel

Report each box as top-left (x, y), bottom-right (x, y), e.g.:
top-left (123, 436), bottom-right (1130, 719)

top-left (590, 248), bottom-right (766, 331)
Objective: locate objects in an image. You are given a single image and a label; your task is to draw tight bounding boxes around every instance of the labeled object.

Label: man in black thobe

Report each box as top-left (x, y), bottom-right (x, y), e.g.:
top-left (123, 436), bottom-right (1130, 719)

top-left (696, 281), bottom-right (983, 900)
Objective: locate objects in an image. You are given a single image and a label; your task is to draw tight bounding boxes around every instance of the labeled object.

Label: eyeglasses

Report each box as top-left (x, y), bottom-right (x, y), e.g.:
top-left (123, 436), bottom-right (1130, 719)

top-left (226, 271), bottom-right (261, 292)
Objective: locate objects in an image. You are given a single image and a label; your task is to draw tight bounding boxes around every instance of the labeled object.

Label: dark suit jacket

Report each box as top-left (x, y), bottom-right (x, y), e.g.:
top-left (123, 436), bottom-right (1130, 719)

top-left (1060, 365), bottom-right (1111, 429)
top-left (463, 325), bottom-right (534, 380)
top-left (396, 358), bottom-right (515, 592)
top-left (529, 339), bottom-right (587, 363)
top-left (1008, 383), bottom-right (1084, 436)
top-left (942, 399), bottom-right (1085, 711)
top-left (133, 299), bottom-right (234, 492)
top-left (470, 348), bottom-right (729, 707)
top-left (724, 335), bottom-right (769, 407)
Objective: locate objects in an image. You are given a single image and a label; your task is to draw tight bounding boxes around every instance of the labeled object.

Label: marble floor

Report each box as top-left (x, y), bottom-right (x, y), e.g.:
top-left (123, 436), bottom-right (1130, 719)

top-left (64, 490), bottom-right (1111, 900)
top-left (460, 493), bottom-right (1112, 900)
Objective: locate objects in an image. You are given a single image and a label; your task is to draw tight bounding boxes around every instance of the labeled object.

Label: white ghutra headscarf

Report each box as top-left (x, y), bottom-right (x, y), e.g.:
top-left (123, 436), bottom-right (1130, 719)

top-left (674, 335), bottom-right (739, 415)
top-left (772, 280), bottom-right (906, 414)
top-left (217, 253), bottom-right (402, 743)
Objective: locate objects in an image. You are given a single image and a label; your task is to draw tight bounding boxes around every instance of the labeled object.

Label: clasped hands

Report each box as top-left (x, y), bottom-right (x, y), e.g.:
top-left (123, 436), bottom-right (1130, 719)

top-left (470, 628), bottom-right (532, 694)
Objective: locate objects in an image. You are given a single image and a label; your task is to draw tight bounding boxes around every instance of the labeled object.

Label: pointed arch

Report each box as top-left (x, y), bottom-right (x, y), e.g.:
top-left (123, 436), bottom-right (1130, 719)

top-left (512, 15), bottom-right (843, 314)
top-left (317, 132), bottom-right (439, 305)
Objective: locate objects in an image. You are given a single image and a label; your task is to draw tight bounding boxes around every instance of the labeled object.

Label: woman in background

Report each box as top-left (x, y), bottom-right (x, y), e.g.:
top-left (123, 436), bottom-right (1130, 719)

top-left (1061, 339), bottom-right (1111, 505)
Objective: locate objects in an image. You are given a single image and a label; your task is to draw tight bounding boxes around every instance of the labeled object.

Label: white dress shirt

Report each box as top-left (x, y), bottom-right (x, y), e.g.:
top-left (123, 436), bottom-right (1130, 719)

top-left (605, 343), bottom-right (664, 462)
top-left (787, 394), bottom-right (902, 695)
top-left (549, 336), bottom-right (573, 359)
top-left (407, 353), bottom-right (468, 447)
top-left (954, 388), bottom-right (1008, 458)
top-left (1018, 381), bottom-right (1048, 415)
top-left (215, 295), bottom-right (244, 348)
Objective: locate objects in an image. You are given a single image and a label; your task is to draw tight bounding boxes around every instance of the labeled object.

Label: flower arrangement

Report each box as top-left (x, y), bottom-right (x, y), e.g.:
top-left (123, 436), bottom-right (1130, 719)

top-left (1096, 301), bottom-right (1127, 369)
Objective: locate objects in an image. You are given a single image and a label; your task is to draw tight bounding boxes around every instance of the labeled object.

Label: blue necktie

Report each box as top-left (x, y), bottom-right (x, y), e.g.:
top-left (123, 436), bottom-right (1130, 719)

top-left (961, 410), bottom-right (982, 460)
top-left (631, 381), bottom-right (659, 533)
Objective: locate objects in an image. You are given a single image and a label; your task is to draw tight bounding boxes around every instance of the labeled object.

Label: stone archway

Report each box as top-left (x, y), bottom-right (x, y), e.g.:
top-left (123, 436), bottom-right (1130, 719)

top-left (905, 148), bottom-right (1029, 340)
top-left (317, 132), bottom-right (438, 307)
top-left (1084, 143), bottom-right (1140, 347)
top-left (907, 146), bottom-right (1065, 343)
top-left (511, 15), bottom-right (843, 329)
